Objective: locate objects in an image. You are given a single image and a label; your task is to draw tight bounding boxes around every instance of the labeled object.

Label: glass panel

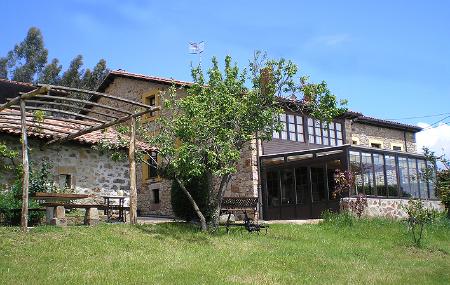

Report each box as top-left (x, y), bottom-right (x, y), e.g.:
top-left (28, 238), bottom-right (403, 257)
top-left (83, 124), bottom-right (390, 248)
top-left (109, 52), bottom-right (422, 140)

top-left (322, 127), bottom-right (329, 145)
top-left (280, 114), bottom-right (287, 122)
top-left (398, 157), bottom-right (411, 197)
top-left (148, 151), bottom-right (158, 178)
top-left (311, 166), bottom-right (326, 202)
top-left (385, 155), bottom-right (399, 197)
top-left (417, 160), bottom-right (428, 199)
top-left (336, 131), bottom-right (343, 139)
top-left (361, 152), bottom-right (375, 195)
top-left (427, 161), bottom-right (437, 199)
top-left (350, 151), bottom-right (362, 195)
top-left (281, 169), bottom-right (295, 205)
top-left (408, 158), bottom-right (419, 198)
top-left (327, 160), bottom-right (342, 200)
top-left (337, 139), bottom-right (343, 146)
top-left (267, 171), bottom-right (280, 207)
top-left (373, 154), bottom-right (386, 196)
top-left (287, 114), bottom-right (295, 123)
top-left (336, 123), bottom-right (342, 131)
top-left (330, 138), bottom-right (336, 146)
top-left (295, 167), bottom-right (308, 204)
top-left (273, 130), bottom-right (280, 139)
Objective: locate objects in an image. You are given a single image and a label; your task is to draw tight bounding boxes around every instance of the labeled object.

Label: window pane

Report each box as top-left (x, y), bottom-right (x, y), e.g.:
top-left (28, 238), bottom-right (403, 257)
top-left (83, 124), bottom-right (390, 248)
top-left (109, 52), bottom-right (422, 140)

top-left (287, 114), bottom-right (295, 123)
top-left (336, 123), bottom-right (342, 131)
top-left (417, 160), bottom-right (428, 199)
top-left (408, 158), bottom-right (419, 198)
top-left (398, 157), bottom-right (411, 197)
top-left (148, 152), bottom-right (158, 178)
top-left (307, 117), bottom-right (313, 126)
top-left (350, 151), bottom-right (362, 195)
top-left (281, 169), bottom-right (295, 205)
top-left (373, 154), bottom-right (386, 196)
top-left (330, 138), bottom-right (336, 146)
top-left (267, 171), bottom-right (280, 207)
top-left (385, 155), bottom-right (398, 197)
top-left (336, 131), bottom-right (343, 139)
top-left (281, 131), bottom-right (287, 140)
top-left (311, 167), bottom-right (326, 202)
top-left (296, 116), bottom-right (303, 125)
top-left (427, 161), bottom-right (437, 199)
top-left (362, 152), bottom-right (375, 195)
top-left (295, 167), bottom-right (308, 204)
top-left (280, 114), bottom-right (286, 122)
top-left (273, 130), bottom-right (280, 139)
top-left (337, 139), bottom-right (343, 146)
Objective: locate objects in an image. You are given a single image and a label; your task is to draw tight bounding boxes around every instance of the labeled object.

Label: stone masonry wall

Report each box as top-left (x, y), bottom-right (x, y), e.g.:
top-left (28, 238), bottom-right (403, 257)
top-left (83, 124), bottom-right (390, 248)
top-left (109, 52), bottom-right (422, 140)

top-left (0, 135), bottom-right (133, 205)
top-left (350, 122), bottom-right (417, 153)
top-left (342, 197), bottom-right (444, 219)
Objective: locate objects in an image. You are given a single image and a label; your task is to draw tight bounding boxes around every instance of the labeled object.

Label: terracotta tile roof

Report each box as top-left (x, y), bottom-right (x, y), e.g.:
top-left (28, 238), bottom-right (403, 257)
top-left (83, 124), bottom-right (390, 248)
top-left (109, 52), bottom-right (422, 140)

top-left (0, 110), bottom-right (152, 150)
top-left (97, 69), bottom-right (193, 93)
top-left (355, 115), bottom-right (423, 132)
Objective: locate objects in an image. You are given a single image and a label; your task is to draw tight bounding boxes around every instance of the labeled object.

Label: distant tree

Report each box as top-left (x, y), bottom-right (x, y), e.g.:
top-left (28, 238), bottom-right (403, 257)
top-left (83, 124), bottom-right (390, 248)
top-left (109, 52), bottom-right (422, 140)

top-left (3, 27), bottom-right (48, 83)
top-left (1, 27), bottom-right (109, 90)
top-left (38, 58), bottom-right (62, 85)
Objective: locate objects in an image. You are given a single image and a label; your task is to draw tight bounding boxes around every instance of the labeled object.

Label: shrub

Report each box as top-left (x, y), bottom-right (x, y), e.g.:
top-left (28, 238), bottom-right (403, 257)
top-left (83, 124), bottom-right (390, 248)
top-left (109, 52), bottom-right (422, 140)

top-left (171, 174), bottom-right (214, 223)
top-left (402, 199), bottom-right (438, 247)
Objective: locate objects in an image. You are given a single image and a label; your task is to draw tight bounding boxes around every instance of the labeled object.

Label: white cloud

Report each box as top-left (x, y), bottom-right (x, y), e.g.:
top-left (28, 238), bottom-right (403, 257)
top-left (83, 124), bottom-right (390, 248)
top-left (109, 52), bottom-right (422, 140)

top-left (416, 122), bottom-right (450, 160)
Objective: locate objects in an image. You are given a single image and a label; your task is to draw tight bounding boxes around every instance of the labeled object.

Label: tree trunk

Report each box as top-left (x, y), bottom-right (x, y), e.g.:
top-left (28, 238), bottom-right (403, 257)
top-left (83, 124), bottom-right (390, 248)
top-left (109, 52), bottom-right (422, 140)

top-left (128, 117), bottom-right (137, 224)
top-left (212, 173), bottom-right (232, 228)
top-left (174, 175), bottom-right (207, 231)
top-left (20, 99), bottom-right (29, 232)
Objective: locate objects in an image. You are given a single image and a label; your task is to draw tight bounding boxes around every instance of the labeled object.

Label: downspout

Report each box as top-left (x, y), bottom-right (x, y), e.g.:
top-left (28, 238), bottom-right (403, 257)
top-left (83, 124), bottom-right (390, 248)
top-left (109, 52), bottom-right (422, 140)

top-left (403, 130), bottom-right (408, 152)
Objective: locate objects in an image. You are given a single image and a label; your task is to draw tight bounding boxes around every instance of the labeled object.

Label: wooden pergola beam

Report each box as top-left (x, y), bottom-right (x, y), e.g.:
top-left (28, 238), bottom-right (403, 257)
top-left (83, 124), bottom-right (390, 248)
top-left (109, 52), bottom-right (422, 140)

top-left (0, 86), bottom-right (48, 112)
top-left (37, 84), bottom-right (155, 109)
top-left (34, 95), bottom-right (132, 115)
top-left (8, 106), bottom-right (107, 124)
top-left (0, 112), bottom-right (98, 127)
top-left (22, 100), bottom-right (121, 119)
top-left (20, 99), bottom-right (29, 232)
top-left (45, 107), bottom-right (159, 146)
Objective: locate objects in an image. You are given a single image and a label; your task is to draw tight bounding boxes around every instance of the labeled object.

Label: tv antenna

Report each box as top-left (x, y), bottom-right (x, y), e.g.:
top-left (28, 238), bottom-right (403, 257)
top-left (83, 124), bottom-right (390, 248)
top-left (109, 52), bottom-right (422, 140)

top-left (188, 41), bottom-right (205, 66)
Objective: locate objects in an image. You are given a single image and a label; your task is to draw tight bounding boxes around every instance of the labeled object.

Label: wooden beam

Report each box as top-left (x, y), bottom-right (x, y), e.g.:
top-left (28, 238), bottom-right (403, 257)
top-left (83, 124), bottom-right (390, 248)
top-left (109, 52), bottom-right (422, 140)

top-left (129, 116), bottom-right (137, 225)
top-left (8, 106), bottom-right (107, 123)
top-left (0, 112), bottom-right (97, 127)
top-left (24, 100), bottom-right (121, 119)
top-left (45, 107), bottom-right (159, 146)
top-left (34, 95), bottom-right (132, 115)
top-left (37, 84), bottom-right (156, 109)
top-left (0, 120), bottom-right (75, 135)
top-left (0, 86), bottom-right (48, 112)
top-left (20, 99), bottom-right (29, 232)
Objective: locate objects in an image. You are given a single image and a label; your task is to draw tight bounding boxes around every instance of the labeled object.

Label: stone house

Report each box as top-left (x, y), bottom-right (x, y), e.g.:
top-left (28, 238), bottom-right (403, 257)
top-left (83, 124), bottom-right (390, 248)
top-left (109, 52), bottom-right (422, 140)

top-left (91, 70), bottom-right (443, 220)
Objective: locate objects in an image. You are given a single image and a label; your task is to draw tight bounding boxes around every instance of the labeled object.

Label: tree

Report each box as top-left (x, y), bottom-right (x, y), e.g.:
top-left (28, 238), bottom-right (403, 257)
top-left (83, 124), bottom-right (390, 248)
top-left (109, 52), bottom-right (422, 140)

top-left (148, 53), bottom-right (347, 231)
top-left (1, 27), bottom-right (109, 90)
top-left (38, 58), bottom-right (62, 85)
top-left (3, 27), bottom-right (48, 83)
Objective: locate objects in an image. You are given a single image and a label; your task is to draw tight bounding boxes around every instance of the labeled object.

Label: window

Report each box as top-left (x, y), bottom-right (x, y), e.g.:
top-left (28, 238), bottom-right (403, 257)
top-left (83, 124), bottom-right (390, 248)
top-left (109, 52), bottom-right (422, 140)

top-left (373, 154), bottom-right (386, 196)
top-left (307, 118), bottom-right (343, 146)
top-left (152, 189), bottom-right (160, 204)
top-left (296, 116), bottom-right (304, 142)
top-left (392, 145), bottom-right (402, 151)
top-left (336, 123), bottom-right (343, 145)
top-left (311, 166), bottom-right (326, 202)
top-left (350, 151), bottom-right (362, 195)
top-left (287, 115), bottom-right (296, 141)
top-left (352, 140), bottom-right (358, 145)
top-left (371, 143), bottom-right (381, 148)
top-left (308, 118), bottom-right (314, 143)
top-left (398, 157), bottom-right (410, 197)
top-left (408, 158), bottom-right (419, 198)
top-left (59, 174), bottom-right (72, 190)
top-left (148, 151), bottom-right (158, 179)
top-left (280, 114), bottom-right (288, 140)
top-left (385, 155), bottom-right (398, 197)
top-left (417, 160), bottom-right (428, 199)
top-left (314, 120), bottom-right (322, 144)
top-left (267, 171), bottom-right (280, 207)
top-left (143, 91), bottom-right (159, 119)
top-left (361, 152), bottom-right (375, 195)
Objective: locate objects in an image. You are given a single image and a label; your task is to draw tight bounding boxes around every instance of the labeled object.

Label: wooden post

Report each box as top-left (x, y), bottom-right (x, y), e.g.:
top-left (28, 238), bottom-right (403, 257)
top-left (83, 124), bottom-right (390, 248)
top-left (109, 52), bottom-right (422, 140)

top-left (20, 99), bottom-right (29, 232)
top-left (128, 117), bottom-right (137, 224)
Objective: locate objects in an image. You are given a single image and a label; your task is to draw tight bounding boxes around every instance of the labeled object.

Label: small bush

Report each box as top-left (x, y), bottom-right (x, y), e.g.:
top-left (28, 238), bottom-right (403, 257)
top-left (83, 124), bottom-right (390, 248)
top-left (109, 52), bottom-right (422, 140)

top-left (402, 199), bottom-right (438, 247)
top-left (171, 174), bottom-right (214, 223)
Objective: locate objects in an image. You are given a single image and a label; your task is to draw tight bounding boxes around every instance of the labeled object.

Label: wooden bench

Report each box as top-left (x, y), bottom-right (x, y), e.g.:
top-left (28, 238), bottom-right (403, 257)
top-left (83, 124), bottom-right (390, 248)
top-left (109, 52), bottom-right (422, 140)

top-left (221, 197), bottom-right (268, 233)
top-left (41, 202), bottom-right (130, 226)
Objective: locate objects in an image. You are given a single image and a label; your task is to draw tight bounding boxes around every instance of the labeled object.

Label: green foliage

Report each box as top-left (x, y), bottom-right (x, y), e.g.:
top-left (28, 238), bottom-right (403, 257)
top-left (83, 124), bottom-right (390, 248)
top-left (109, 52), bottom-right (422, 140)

top-left (321, 210), bottom-right (355, 227)
top-left (437, 170), bottom-right (450, 206)
top-left (0, 161), bottom-right (55, 225)
top-left (422, 146), bottom-right (450, 208)
top-left (171, 174), bottom-right (213, 222)
top-left (0, 142), bottom-right (19, 180)
top-left (0, 27), bottom-right (108, 90)
top-left (402, 199), bottom-right (438, 247)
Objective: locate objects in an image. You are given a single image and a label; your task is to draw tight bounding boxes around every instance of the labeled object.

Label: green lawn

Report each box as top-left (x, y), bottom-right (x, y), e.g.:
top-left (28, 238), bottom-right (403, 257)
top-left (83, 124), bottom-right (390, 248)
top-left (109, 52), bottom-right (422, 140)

top-left (0, 219), bottom-right (449, 285)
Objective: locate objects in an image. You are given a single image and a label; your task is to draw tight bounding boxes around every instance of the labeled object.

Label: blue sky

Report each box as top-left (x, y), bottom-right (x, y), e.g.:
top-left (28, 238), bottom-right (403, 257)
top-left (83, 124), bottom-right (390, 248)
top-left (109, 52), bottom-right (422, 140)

top-left (2, 0), bottom-right (450, 129)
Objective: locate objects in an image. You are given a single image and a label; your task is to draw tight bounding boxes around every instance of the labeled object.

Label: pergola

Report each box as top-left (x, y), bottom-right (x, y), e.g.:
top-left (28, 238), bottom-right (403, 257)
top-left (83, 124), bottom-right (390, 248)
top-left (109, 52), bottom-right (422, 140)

top-left (0, 83), bottom-right (159, 231)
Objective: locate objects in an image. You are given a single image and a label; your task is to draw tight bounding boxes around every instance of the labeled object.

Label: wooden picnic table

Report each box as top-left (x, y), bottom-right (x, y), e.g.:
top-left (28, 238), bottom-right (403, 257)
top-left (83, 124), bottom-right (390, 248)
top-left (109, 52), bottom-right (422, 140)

top-left (102, 195), bottom-right (127, 222)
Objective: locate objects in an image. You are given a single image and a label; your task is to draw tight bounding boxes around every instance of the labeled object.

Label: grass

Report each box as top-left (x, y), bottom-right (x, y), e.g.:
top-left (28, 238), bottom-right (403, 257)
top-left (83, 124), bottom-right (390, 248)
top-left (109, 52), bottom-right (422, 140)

top-left (0, 218), bottom-right (449, 285)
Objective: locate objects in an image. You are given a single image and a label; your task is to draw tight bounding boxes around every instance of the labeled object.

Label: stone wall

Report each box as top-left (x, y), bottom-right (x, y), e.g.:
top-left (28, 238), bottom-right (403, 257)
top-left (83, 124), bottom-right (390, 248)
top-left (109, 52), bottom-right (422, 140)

top-left (342, 197), bottom-right (444, 219)
top-left (350, 122), bottom-right (416, 153)
top-left (0, 135), bottom-right (133, 205)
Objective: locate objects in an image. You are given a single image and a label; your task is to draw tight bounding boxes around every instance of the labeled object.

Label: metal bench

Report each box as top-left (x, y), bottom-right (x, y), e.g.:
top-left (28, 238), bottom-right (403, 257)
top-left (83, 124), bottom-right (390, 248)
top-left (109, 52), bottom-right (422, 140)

top-left (221, 197), bottom-right (268, 233)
